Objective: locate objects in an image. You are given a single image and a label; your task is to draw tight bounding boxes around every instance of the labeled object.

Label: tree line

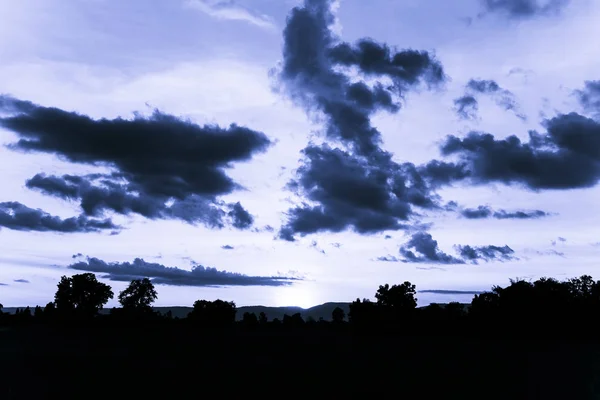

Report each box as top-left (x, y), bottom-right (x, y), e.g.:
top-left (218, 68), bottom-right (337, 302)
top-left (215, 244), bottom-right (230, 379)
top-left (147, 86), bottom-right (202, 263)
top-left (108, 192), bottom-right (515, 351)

top-left (2, 273), bottom-right (600, 337)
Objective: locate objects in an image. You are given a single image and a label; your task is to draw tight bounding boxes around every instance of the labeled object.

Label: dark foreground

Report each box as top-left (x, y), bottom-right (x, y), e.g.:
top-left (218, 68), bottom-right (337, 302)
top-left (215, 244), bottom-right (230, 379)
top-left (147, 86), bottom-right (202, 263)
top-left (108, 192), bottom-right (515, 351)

top-left (1, 324), bottom-right (600, 399)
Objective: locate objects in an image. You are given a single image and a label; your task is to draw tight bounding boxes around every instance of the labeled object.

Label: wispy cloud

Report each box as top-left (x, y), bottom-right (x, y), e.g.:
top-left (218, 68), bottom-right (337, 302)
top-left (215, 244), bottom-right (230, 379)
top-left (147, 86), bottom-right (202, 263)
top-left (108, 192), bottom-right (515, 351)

top-left (184, 0), bottom-right (276, 31)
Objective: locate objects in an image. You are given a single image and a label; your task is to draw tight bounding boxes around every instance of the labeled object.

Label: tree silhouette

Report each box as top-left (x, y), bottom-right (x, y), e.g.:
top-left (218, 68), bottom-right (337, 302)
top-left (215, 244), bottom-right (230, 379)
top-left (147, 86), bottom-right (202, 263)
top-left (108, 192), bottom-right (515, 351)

top-left (54, 273), bottom-right (114, 317)
top-left (332, 306), bottom-right (345, 323)
top-left (375, 282), bottom-right (417, 310)
top-left (0, 303), bottom-right (3, 314)
top-left (242, 312), bottom-right (258, 328)
top-left (258, 311), bottom-right (268, 324)
top-left (118, 278), bottom-right (158, 312)
top-left (188, 299), bottom-right (236, 326)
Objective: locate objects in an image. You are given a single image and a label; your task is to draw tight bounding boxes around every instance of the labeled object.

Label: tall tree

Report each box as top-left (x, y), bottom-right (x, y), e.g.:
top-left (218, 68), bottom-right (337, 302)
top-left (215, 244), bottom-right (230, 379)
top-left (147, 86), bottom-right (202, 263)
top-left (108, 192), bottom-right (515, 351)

top-left (375, 282), bottom-right (417, 310)
top-left (54, 273), bottom-right (113, 316)
top-left (118, 278), bottom-right (158, 312)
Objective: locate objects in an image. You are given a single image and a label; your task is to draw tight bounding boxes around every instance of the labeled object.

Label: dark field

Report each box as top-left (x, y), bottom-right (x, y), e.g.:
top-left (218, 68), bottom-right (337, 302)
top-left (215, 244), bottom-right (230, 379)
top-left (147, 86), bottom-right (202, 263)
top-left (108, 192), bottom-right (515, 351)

top-left (2, 324), bottom-right (600, 399)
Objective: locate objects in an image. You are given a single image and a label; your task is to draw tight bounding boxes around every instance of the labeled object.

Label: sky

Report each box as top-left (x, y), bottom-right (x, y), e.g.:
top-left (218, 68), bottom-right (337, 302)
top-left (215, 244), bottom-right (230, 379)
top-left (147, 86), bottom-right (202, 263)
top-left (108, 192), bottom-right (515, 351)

top-left (1, 0), bottom-right (599, 309)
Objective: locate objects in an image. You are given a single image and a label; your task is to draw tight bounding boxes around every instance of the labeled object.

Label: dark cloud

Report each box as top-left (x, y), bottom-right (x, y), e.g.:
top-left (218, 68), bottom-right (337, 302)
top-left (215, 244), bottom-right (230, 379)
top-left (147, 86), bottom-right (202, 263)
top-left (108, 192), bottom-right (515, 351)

top-left (68, 257), bottom-right (299, 287)
top-left (438, 112), bottom-right (600, 190)
top-left (399, 232), bottom-right (466, 264)
top-left (274, 0), bottom-right (447, 239)
top-left (480, 0), bottom-right (570, 19)
top-left (1, 95), bottom-right (271, 229)
top-left (376, 255), bottom-right (401, 262)
top-left (575, 80), bottom-right (600, 119)
top-left (227, 202), bottom-right (254, 230)
top-left (221, 245), bottom-right (234, 250)
top-left (455, 244), bottom-right (517, 263)
top-left (13, 279), bottom-right (29, 283)
top-left (454, 79), bottom-right (525, 120)
top-left (0, 282), bottom-right (7, 286)
top-left (391, 232), bottom-right (516, 264)
top-left (459, 205), bottom-right (549, 219)
top-left (281, 145), bottom-right (442, 239)
top-left (72, 253), bottom-right (83, 258)
top-left (453, 95), bottom-right (478, 120)
top-left (0, 202), bottom-right (119, 233)
top-left (25, 173), bottom-right (254, 229)
top-left (276, 0), bottom-right (444, 156)
top-left (419, 289), bottom-right (483, 295)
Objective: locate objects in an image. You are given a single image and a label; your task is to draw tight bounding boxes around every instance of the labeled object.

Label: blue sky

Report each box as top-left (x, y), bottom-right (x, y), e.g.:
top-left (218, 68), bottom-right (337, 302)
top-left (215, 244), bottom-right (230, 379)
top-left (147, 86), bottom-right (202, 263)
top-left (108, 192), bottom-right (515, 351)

top-left (1, 0), bottom-right (599, 308)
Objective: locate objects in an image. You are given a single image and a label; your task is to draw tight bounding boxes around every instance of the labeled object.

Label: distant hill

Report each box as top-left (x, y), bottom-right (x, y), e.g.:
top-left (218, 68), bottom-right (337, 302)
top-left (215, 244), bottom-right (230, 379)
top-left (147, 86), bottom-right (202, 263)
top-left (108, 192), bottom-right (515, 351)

top-left (142, 302), bottom-right (352, 321)
top-left (0, 303), bottom-right (351, 321)
top-left (1, 302), bottom-right (470, 321)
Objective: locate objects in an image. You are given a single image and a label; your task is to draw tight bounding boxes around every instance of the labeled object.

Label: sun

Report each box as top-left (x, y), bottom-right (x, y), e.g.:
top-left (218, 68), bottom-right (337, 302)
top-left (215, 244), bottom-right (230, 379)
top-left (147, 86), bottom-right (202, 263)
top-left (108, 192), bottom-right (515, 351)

top-left (274, 284), bottom-right (318, 309)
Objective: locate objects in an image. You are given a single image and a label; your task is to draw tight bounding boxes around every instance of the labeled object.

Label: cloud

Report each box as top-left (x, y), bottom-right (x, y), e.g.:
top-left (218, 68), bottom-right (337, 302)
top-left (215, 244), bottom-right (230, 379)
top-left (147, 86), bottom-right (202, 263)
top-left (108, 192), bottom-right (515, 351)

top-left (551, 236), bottom-right (567, 246)
top-left (453, 79), bottom-right (525, 120)
top-left (0, 283), bottom-right (8, 286)
top-left (184, 0), bottom-right (276, 30)
top-left (419, 289), bottom-right (483, 295)
top-left (68, 257), bottom-right (299, 287)
top-left (309, 240), bottom-right (326, 254)
top-left (457, 205), bottom-right (550, 219)
top-left (276, 0), bottom-right (445, 157)
top-left (227, 202), bottom-right (254, 230)
top-left (455, 244), bottom-right (517, 263)
top-left (376, 255), bottom-right (401, 262)
top-left (479, 0), bottom-right (570, 19)
top-left (437, 112), bottom-right (600, 190)
top-left (221, 245), bottom-right (234, 250)
top-left (273, 0), bottom-right (448, 240)
top-left (391, 232), bottom-right (516, 264)
top-left (281, 145), bottom-right (442, 238)
top-left (0, 202), bottom-right (119, 233)
top-left (453, 95), bottom-right (478, 120)
top-left (1, 95), bottom-right (271, 229)
top-left (575, 80), bottom-right (600, 119)
top-left (13, 279), bottom-right (29, 283)
top-left (399, 232), bottom-right (466, 264)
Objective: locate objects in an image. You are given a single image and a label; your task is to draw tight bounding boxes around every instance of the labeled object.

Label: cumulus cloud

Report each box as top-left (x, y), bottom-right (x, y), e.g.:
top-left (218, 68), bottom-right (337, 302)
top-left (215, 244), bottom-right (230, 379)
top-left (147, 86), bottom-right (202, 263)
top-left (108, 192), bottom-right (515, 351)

top-left (436, 111), bottom-right (600, 190)
top-left (273, 0), bottom-right (447, 240)
top-left (399, 232), bottom-right (466, 264)
top-left (456, 205), bottom-right (550, 220)
top-left (0, 202), bottom-right (119, 233)
top-left (1, 95), bottom-right (271, 230)
top-left (385, 232), bottom-right (516, 264)
top-left (455, 244), bottom-right (517, 263)
top-left (184, 0), bottom-right (276, 31)
top-left (575, 80), bottom-right (600, 119)
top-left (281, 145), bottom-right (442, 239)
top-left (479, 0), bottom-right (570, 19)
top-left (454, 95), bottom-right (478, 120)
top-left (68, 257), bottom-right (299, 287)
top-left (453, 79), bottom-right (525, 120)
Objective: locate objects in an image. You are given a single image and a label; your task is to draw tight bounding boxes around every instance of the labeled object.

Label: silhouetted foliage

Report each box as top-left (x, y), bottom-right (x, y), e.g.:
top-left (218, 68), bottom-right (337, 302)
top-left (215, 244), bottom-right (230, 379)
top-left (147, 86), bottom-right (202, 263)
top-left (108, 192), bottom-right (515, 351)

top-left (54, 273), bottom-right (113, 317)
top-left (332, 306), bottom-right (345, 323)
top-left (242, 312), bottom-right (258, 328)
top-left (118, 278), bottom-right (158, 312)
top-left (258, 311), bottom-right (268, 324)
top-left (375, 282), bottom-right (417, 309)
top-left (188, 299), bottom-right (236, 326)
